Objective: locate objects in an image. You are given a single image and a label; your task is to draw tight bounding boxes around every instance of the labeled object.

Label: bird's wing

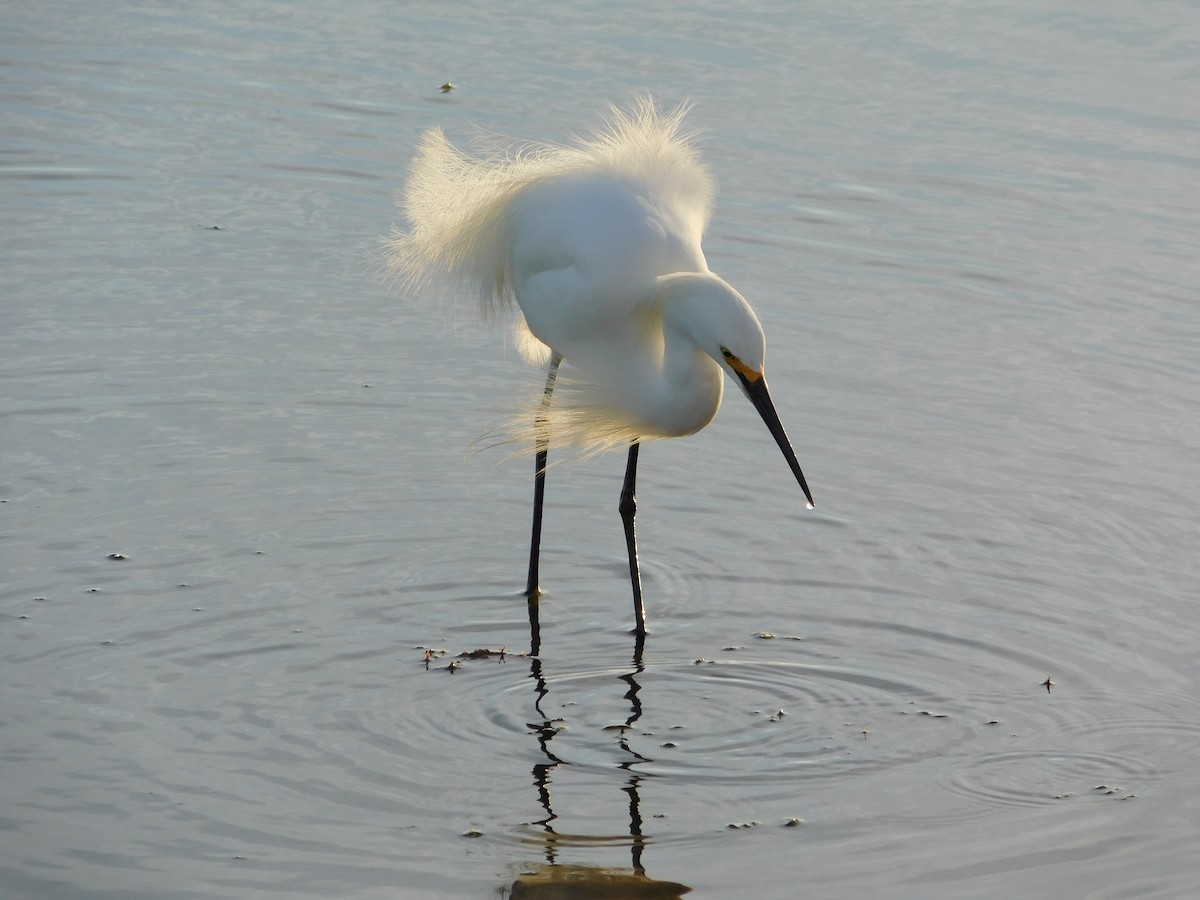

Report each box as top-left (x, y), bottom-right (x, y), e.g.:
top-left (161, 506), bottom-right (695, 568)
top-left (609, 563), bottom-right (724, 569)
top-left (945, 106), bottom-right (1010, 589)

top-left (509, 171), bottom-right (709, 354)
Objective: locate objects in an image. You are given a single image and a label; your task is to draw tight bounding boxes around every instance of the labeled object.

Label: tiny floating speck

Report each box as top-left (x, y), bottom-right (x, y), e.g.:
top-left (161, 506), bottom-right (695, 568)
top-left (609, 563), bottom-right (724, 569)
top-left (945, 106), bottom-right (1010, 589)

top-left (754, 632), bottom-right (775, 639)
top-left (784, 817), bottom-right (805, 827)
top-left (107, 553), bottom-right (128, 561)
top-left (440, 82), bottom-right (455, 93)
top-left (462, 827), bottom-right (483, 838)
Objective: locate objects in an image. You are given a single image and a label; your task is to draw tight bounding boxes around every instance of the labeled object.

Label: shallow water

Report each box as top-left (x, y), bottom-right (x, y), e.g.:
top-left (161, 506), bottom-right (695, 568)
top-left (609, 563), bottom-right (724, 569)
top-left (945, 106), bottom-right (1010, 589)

top-left (3, 1), bottom-right (1199, 897)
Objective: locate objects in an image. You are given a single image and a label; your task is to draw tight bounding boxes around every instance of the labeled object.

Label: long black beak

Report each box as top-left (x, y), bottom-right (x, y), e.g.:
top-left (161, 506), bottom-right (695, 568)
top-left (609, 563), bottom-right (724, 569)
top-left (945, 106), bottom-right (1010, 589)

top-left (735, 370), bottom-right (815, 509)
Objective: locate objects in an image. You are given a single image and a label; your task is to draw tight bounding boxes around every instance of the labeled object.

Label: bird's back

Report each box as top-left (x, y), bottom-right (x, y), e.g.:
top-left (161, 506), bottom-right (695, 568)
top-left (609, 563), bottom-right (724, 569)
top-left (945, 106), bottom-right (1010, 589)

top-left (509, 169), bottom-right (710, 350)
top-left (389, 98), bottom-right (716, 343)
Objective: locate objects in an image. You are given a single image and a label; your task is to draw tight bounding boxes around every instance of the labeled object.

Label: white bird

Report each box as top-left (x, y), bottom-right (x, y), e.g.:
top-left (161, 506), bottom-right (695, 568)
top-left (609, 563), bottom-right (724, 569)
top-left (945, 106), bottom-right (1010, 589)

top-left (388, 97), bottom-right (814, 641)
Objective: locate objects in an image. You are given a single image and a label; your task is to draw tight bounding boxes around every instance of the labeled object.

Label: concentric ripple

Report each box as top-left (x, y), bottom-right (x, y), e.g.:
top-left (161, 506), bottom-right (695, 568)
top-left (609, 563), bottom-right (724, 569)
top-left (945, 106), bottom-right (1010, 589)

top-left (410, 651), bottom-right (976, 787)
top-left (940, 748), bottom-right (1144, 808)
top-left (936, 680), bottom-right (1200, 810)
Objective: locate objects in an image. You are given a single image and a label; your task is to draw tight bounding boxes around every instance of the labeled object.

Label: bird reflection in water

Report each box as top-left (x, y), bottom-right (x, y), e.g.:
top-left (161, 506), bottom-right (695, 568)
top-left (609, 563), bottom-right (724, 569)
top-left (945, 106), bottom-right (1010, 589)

top-left (509, 632), bottom-right (690, 898)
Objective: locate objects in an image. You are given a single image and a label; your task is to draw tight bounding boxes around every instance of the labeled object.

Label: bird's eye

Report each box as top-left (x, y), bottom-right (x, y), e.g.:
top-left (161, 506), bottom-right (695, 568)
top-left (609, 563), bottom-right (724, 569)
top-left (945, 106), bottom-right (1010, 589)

top-left (721, 348), bottom-right (734, 360)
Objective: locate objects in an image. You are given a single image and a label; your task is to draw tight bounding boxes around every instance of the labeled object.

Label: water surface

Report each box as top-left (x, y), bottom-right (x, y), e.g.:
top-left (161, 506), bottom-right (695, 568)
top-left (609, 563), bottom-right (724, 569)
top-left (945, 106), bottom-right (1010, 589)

top-left (3, 2), bottom-right (1198, 897)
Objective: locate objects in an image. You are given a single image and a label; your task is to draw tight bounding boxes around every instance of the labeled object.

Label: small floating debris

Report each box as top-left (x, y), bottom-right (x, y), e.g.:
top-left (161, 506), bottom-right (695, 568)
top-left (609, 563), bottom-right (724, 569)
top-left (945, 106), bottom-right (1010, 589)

top-left (784, 817), bottom-right (805, 827)
top-left (456, 646), bottom-right (507, 662)
top-left (985, 719), bottom-right (1001, 725)
top-left (603, 722), bottom-right (633, 732)
top-left (727, 821), bottom-right (760, 830)
top-left (107, 553), bottom-right (128, 561)
top-left (916, 710), bottom-right (950, 718)
top-left (440, 82), bottom-right (455, 93)
top-left (1042, 675), bottom-right (1054, 693)
top-left (660, 741), bottom-right (678, 748)
top-left (421, 647), bottom-right (447, 669)
top-left (753, 632), bottom-right (775, 639)
top-left (768, 709), bottom-right (786, 722)
top-left (1092, 785), bottom-right (1136, 800)
top-left (462, 827), bottom-right (483, 838)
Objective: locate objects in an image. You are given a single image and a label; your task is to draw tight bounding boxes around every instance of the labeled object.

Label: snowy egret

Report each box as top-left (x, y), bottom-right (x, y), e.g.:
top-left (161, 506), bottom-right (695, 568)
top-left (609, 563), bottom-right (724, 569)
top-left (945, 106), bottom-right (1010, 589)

top-left (389, 97), bottom-right (814, 639)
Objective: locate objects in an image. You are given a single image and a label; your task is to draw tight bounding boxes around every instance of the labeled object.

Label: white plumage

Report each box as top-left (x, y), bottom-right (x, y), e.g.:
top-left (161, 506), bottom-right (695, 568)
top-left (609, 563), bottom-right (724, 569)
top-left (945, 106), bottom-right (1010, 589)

top-left (388, 97), bottom-right (813, 636)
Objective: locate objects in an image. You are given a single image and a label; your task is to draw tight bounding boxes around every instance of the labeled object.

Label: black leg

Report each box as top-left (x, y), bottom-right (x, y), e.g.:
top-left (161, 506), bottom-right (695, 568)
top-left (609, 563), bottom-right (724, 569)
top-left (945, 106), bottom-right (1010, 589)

top-left (526, 354), bottom-right (562, 637)
top-left (619, 442), bottom-right (647, 636)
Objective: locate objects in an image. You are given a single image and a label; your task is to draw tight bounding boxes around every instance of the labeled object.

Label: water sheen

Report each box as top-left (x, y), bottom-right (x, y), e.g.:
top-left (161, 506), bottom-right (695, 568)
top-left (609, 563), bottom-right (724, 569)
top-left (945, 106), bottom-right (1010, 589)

top-left (3, 2), bottom-right (1198, 898)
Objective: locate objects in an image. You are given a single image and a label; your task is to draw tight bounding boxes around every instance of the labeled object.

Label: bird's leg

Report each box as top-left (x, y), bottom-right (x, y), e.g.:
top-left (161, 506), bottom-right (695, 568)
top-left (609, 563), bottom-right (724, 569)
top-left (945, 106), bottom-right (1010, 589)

top-left (619, 442), bottom-right (647, 636)
top-left (526, 354), bottom-right (562, 627)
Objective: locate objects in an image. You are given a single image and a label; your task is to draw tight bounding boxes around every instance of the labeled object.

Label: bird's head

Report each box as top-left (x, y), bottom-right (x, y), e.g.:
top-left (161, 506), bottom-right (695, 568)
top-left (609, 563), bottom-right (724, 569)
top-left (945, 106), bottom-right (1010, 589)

top-left (657, 272), bottom-right (765, 389)
top-left (657, 271), bottom-right (814, 508)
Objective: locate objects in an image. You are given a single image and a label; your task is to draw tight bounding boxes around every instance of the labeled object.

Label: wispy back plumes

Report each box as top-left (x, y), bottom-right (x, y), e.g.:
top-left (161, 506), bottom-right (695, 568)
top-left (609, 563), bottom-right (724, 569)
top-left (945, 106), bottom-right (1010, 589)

top-left (387, 96), bottom-right (712, 328)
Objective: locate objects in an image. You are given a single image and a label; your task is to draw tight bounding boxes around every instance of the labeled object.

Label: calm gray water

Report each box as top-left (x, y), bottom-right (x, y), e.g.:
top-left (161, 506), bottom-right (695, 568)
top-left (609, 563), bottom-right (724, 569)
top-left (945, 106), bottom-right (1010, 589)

top-left (3, 2), bottom-right (1199, 897)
